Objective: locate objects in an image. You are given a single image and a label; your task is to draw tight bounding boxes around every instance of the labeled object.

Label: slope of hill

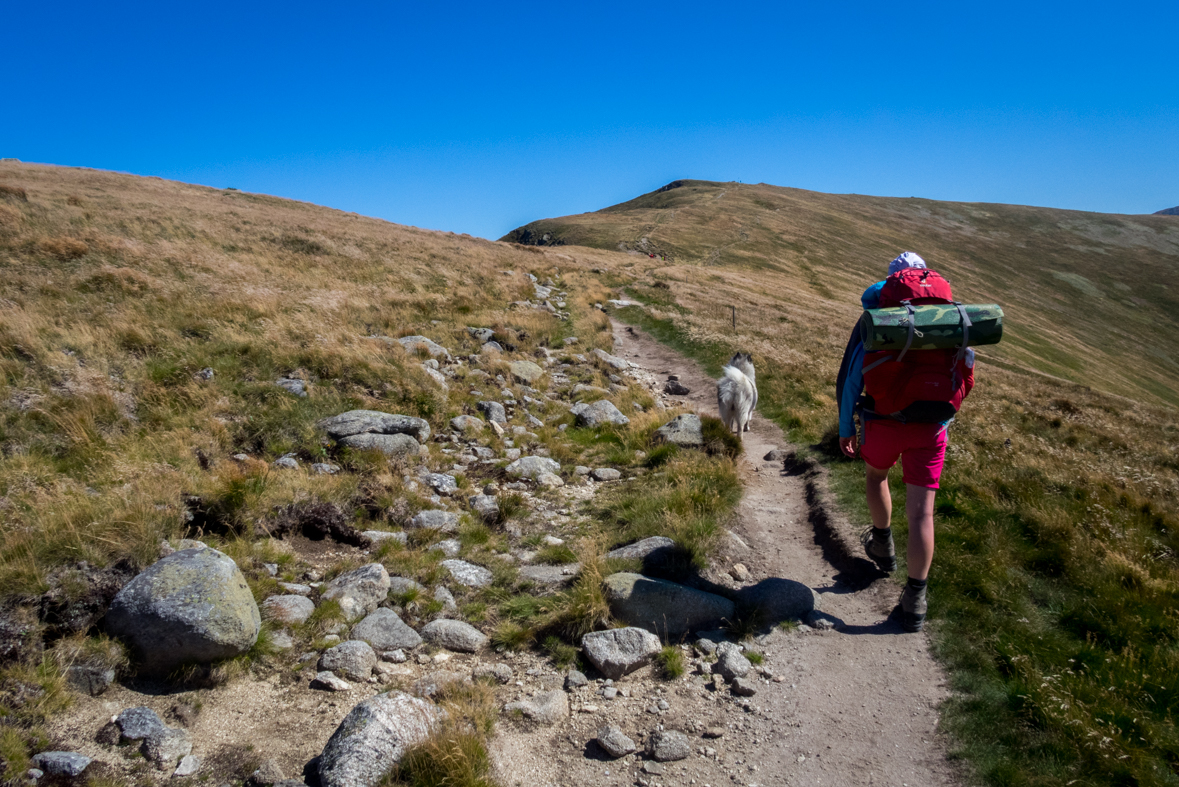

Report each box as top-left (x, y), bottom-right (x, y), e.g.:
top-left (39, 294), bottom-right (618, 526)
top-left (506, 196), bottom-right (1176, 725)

top-left (507, 181), bottom-right (1179, 786)
top-left (505, 180), bottom-right (1179, 408)
top-left (1157, 206), bottom-right (1179, 216)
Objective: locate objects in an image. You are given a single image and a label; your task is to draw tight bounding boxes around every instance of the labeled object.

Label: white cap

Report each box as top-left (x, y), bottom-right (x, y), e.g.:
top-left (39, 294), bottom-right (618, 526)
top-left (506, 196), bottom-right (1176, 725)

top-left (888, 251), bottom-right (927, 275)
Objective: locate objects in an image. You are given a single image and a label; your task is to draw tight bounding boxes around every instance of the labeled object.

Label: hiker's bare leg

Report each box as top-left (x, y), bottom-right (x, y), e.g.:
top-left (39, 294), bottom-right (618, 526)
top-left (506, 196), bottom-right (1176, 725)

top-left (905, 484), bottom-right (937, 580)
top-left (865, 463), bottom-right (892, 531)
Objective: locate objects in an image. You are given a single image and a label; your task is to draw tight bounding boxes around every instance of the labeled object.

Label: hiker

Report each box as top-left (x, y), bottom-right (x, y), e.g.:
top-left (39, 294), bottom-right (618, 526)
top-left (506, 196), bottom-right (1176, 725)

top-left (835, 252), bottom-right (976, 632)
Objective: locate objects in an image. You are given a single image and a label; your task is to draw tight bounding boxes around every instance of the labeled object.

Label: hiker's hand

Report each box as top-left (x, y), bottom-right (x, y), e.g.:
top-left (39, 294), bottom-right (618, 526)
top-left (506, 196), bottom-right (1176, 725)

top-left (839, 436), bottom-right (858, 458)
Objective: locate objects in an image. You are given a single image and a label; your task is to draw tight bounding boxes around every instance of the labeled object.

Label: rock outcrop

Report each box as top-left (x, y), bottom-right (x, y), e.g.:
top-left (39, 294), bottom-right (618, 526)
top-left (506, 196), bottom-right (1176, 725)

top-left (318, 692), bottom-right (441, 787)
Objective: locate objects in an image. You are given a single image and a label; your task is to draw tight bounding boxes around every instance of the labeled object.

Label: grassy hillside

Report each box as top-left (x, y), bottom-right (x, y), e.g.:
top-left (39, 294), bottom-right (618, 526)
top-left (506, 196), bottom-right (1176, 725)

top-left (507, 181), bottom-right (1179, 787)
top-left (505, 179), bottom-right (1179, 408)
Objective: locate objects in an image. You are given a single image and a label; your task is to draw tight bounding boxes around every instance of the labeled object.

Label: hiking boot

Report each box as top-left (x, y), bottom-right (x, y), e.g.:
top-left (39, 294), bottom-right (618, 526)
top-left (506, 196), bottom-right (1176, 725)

top-left (861, 527), bottom-right (896, 573)
top-left (899, 584), bottom-right (927, 633)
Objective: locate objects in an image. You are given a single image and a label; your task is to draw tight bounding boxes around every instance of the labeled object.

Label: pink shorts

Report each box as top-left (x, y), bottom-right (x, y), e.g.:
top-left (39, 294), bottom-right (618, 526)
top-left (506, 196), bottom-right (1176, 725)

top-left (860, 420), bottom-right (948, 489)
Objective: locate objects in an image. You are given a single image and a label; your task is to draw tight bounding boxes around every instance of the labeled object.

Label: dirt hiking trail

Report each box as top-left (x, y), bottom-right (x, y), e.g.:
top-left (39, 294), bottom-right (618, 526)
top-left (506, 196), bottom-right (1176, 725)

top-left (494, 320), bottom-right (962, 787)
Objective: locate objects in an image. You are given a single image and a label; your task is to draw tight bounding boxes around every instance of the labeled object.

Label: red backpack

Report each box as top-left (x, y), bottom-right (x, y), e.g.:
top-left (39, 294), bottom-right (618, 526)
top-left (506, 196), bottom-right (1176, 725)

top-left (861, 269), bottom-right (974, 422)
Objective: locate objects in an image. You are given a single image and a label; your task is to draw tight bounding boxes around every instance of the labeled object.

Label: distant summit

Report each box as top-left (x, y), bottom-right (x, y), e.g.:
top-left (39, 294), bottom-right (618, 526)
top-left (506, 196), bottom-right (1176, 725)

top-left (1155, 206), bottom-right (1179, 216)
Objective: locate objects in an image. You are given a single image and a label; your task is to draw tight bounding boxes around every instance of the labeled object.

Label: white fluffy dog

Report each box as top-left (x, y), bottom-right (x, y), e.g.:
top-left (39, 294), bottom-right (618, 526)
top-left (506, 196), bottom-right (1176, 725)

top-left (717, 352), bottom-right (758, 435)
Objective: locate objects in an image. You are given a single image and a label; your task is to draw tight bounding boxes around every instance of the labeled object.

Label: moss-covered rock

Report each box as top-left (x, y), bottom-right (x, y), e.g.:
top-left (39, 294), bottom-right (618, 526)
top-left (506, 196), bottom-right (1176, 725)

top-left (106, 548), bottom-right (260, 675)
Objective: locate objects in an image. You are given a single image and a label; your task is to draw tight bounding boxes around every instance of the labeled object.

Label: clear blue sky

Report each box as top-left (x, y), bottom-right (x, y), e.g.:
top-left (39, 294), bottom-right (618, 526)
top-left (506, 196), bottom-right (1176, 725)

top-left (6, 1), bottom-right (1177, 239)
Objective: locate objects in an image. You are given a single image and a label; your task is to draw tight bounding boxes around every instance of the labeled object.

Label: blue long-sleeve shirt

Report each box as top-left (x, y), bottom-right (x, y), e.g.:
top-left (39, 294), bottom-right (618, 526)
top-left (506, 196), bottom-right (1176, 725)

top-left (837, 282), bottom-right (884, 438)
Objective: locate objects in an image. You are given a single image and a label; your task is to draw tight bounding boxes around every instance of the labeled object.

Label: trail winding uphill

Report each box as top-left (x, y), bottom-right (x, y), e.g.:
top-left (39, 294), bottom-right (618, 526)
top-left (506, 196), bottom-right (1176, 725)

top-left (494, 319), bottom-right (962, 787)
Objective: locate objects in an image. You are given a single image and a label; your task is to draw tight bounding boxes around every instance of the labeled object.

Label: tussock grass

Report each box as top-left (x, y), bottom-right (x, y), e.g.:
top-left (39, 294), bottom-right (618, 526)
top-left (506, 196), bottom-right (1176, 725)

top-left (385, 681), bottom-right (499, 787)
top-left (656, 645), bottom-right (686, 679)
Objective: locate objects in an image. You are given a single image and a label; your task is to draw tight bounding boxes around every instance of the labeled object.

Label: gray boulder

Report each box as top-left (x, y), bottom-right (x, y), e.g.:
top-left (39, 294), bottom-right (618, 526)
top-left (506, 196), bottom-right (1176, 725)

top-left (409, 510), bottom-right (459, 532)
top-left (473, 663), bottom-right (513, 684)
top-left (503, 690), bottom-right (568, 725)
top-left (440, 559), bottom-right (493, 588)
top-left (420, 620), bottom-right (487, 653)
top-left (430, 539), bottom-right (461, 557)
top-left (593, 348), bottom-right (630, 370)
top-left (596, 725), bottom-right (637, 758)
top-left (395, 335), bottom-right (452, 361)
top-left (311, 671), bottom-right (351, 692)
top-left (32, 752), bottom-right (91, 777)
top-left (338, 432), bottom-right (421, 458)
top-left (468, 494), bottom-right (499, 522)
top-left (581, 627), bottom-right (661, 679)
top-left (423, 472), bottom-right (458, 496)
top-left (605, 536), bottom-right (677, 562)
top-left (317, 410), bottom-right (431, 443)
top-left (321, 564), bottom-right (391, 621)
top-left (571, 400), bottom-right (630, 428)
top-left (275, 377), bottom-right (308, 397)
top-left (363, 530), bottom-right (407, 547)
top-left (467, 327), bottom-right (495, 343)
top-left (714, 642), bottom-right (752, 681)
top-left (731, 676), bottom-right (758, 696)
top-left (319, 640), bottom-right (378, 682)
top-left (261, 595), bottom-right (315, 625)
top-left (570, 383), bottom-right (611, 398)
top-left (590, 468), bottom-right (621, 482)
top-left (653, 414), bottom-right (704, 448)
top-left (647, 730), bottom-right (690, 762)
top-left (509, 360), bottom-right (545, 384)
top-left (106, 548), bottom-right (261, 675)
top-left (350, 609), bottom-right (422, 651)
top-left (450, 415), bottom-right (484, 433)
top-left (143, 727), bottom-right (192, 769)
top-left (318, 692), bottom-right (441, 787)
top-left (506, 455), bottom-right (560, 480)
top-left (564, 670), bottom-right (588, 689)
top-left (116, 706), bottom-right (166, 742)
top-left (477, 400), bottom-right (507, 424)
top-left (388, 577), bottom-right (427, 597)
top-left (735, 578), bottom-right (821, 624)
top-left (603, 573), bottom-right (735, 638)
top-left (66, 665), bottom-right (115, 696)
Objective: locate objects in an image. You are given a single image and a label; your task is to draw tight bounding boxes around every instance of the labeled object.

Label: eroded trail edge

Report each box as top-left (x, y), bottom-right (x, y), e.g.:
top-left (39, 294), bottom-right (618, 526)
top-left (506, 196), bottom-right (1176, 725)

top-left (494, 319), bottom-right (961, 787)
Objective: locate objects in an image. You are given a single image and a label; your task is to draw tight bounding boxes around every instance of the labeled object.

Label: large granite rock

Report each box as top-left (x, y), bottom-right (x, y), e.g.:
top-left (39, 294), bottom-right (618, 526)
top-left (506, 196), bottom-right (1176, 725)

top-left (337, 432), bottom-right (421, 458)
top-left (33, 752), bottom-right (91, 777)
top-left (317, 410), bottom-right (431, 443)
top-left (318, 692), bottom-right (441, 787)
top-left (420, 619), bottom-right (487, 653)
top-left (321, 564), bottom-right (391, 621)
top-left (319, 640), bottom-right (378, 682)
top-left (395, 335), bottom-right (452, 362)
top-left (505, 456), bottom-right (560, 480)
top-left (440, 560), bottom-right (492, 588)
top-left (503, 690), bottom-right (568, 724)
top-left (106, 548), bottom-right (260, 675)
top-left (592, 349), bottom-right (630, 370)
top-left (409, 510), bottom-right (459, 532)
top-left (261, 595), bottom-right (315, 625)
top-left (477, 400), bottom-right (507, 424)
top-left (605, 536), bottom-right (677, 563)
top-left (509, 360), bottom-right (545, 384)
top-left (653, 414), bottom-right (704, 448)
top-left (350, 609), bottom-right (422, 651)
top-left (603, 573), bottom-right (735, 638)
top-left (735, 578), bottom-right (821, 624)
top-left (580, 627), bottom-right (661, 679)
top-left (571, 400), bottom-right (630, 428)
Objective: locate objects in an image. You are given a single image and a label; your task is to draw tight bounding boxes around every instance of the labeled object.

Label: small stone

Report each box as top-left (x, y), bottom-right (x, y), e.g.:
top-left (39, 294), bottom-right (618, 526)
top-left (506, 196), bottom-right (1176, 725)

top-left (502, 690), bottom-right (568, 725)
top-left (312, 462), bottom-right (342, 475)
top-left (657, 699), bottom-right (669, 710)
top-left (600, 687), bottom-right (618, 700)
top-left (642, 761), bottom-right (665, 775)
top-left (311, 671), bottom-right (352, 691)
top-left (477, 400), bottom-right (507, 424)
top-left (731, 677), bottom-right (758, 696)
top-left (66, 664), bottom-right (115, 696)
top-left (423, 473), bottom-right (459, 496)
top-left (536, 471), bottom-right (564, 488)
top-left (116, 706), bottom-right (166, 742)
top-left (174, 754), bottom-right (200, 777)
top-left (596, 724), bottom-right (637, 758)
top-left (262, 563), bottom-right (279, 576)
top-left (143, 727), bottom-right (192, 769)
top-left (421, 619), bottom-right (488, 653)
top-left (730, 563), bottom-right (751, 582)
top-left (318, 640), bottom-right (378, 681)
top-left (564, 670), bottom-right (588, 690)
top-left (590, 468), bottom-right (621, 482)
top-left (273, 455), bottom-right (299, 470)
top-left (262, 595), bottom-right (315, 625)
top-left (440, 559), bottom-right (493, 588)
top-left (278, 582), bottom-right (313, 595)
top-left (380, 649), bottom-right (408, 663)
top-left (703, 726), bottom-right (725, 739)
top-left (473, 663), bottom-right (514, 684)
top-left (275, 377), bottom-right (308, 397)
top-left (714, 642), bottom-right (752, 681)
top-left (32, 752), bottom-right (91, 777)
top-left (409, 510), bottom-right (459, 533)
top-left (573, 466), bottom-right (591, 476)
top-left (647, 729), bottom-right (691, 762)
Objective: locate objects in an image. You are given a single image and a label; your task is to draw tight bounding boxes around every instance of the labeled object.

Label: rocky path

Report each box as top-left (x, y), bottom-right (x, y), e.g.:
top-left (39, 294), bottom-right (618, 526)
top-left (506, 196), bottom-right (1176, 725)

top-left (493, 320), bottom-right (961, 787)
